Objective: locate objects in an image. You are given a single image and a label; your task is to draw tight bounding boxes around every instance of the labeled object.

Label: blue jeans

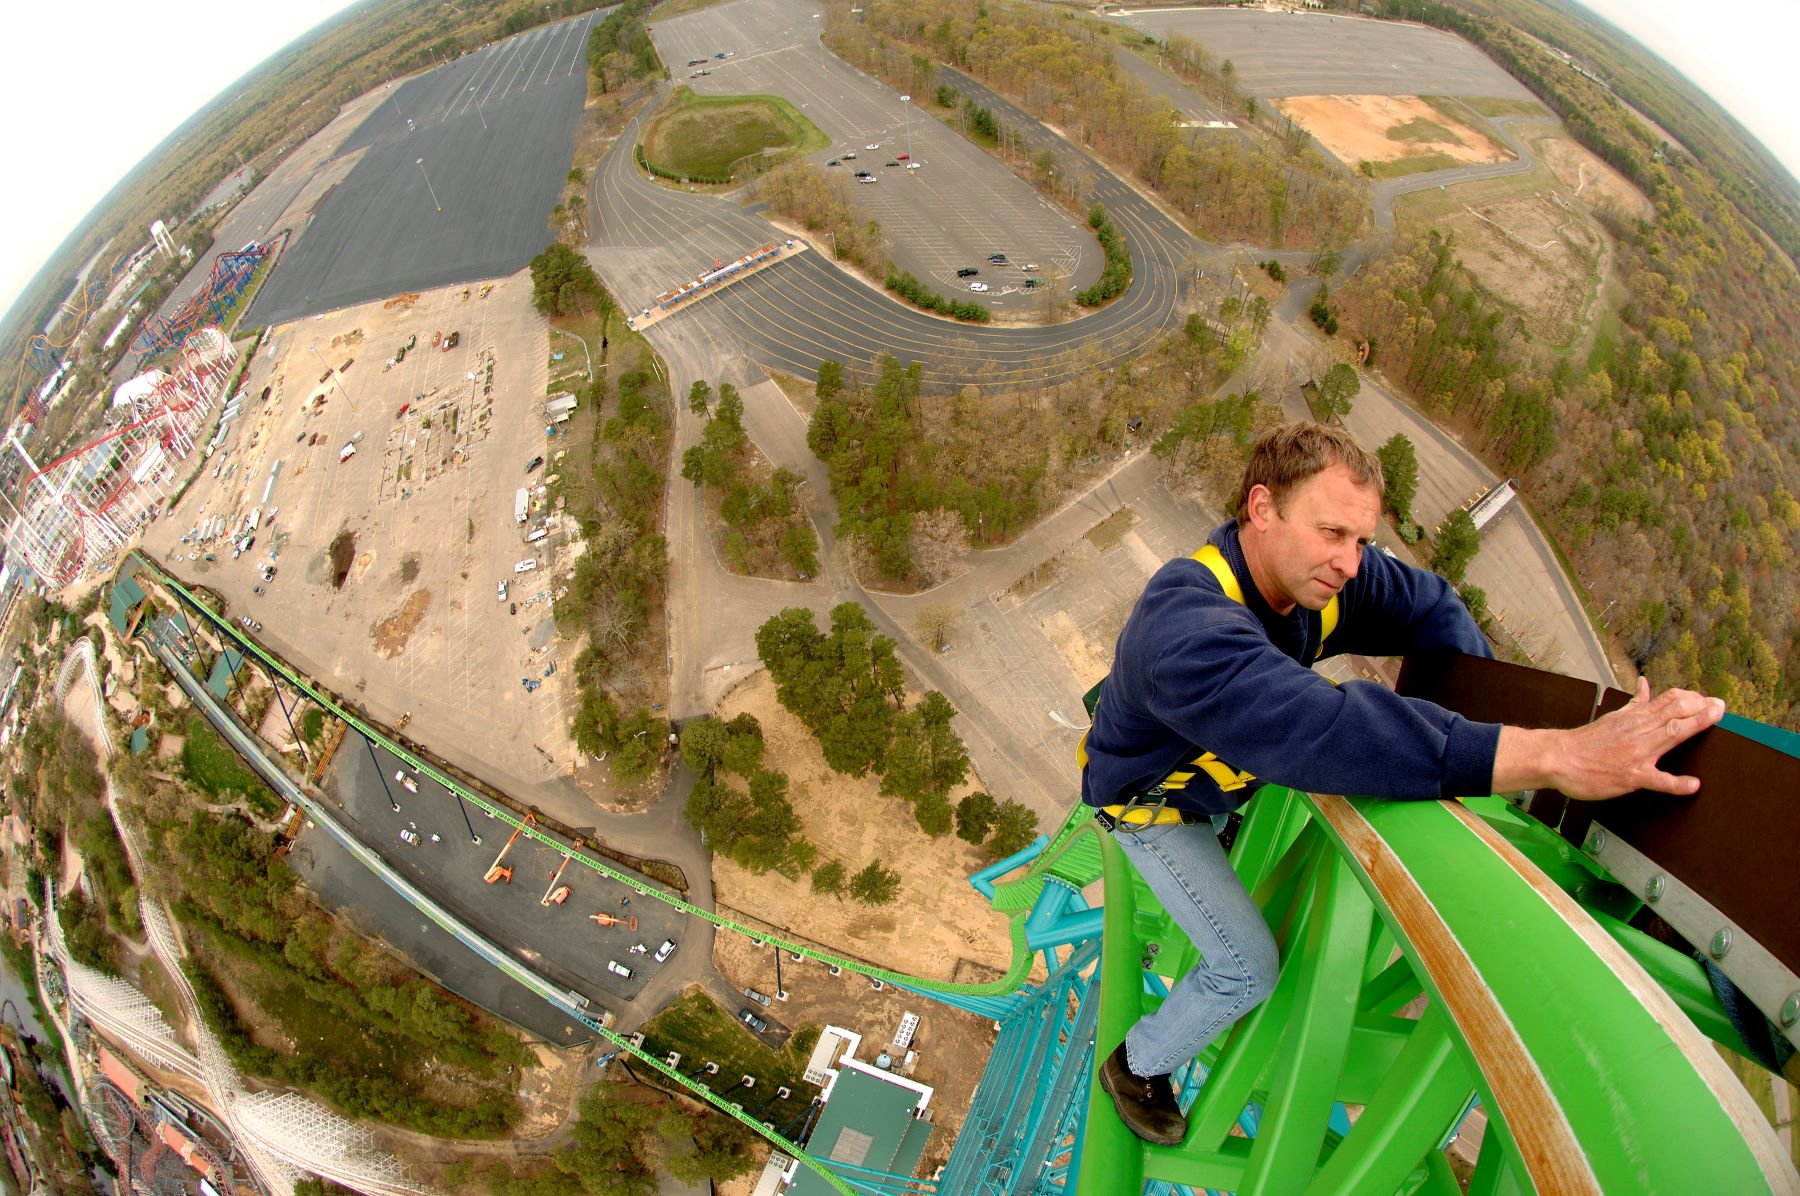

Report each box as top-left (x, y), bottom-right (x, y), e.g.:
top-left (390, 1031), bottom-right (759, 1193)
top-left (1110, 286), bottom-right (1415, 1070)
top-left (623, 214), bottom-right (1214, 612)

top-left (1114, 819), bottom-right (1280, 1077)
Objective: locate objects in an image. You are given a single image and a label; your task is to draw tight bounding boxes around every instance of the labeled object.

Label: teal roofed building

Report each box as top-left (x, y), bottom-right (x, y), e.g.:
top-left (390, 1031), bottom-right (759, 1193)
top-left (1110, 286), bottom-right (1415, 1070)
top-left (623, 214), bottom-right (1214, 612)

top-left (206, 649), bottom-right (245, 700)
top-left (109, 573), bottom-right (147, 635)
top-left (775, 1025), bottom-right (935, 1196)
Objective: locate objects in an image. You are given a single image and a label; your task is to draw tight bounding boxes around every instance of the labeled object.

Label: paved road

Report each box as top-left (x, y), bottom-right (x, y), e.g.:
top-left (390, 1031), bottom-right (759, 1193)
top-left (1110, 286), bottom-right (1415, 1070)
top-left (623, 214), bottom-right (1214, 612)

top-left (588, 79), bottom-right (1197, 388)
top-left (247, 11), bottom-right (603, 327)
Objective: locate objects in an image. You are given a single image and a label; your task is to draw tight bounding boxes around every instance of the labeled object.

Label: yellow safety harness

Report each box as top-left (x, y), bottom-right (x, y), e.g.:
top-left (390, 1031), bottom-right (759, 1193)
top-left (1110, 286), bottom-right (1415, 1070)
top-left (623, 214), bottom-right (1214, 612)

top-left (1084, 543), bottom-right (1340, 829)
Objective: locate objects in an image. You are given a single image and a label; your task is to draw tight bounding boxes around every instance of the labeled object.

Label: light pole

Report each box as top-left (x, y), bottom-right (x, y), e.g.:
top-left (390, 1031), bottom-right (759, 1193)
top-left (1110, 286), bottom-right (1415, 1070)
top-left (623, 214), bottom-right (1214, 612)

top-left (417, 157), bottom-right (442, 213)
top-left (468, 85), bottom-right (487, 130)
top-left (899, 94), bottom-right (912, 164)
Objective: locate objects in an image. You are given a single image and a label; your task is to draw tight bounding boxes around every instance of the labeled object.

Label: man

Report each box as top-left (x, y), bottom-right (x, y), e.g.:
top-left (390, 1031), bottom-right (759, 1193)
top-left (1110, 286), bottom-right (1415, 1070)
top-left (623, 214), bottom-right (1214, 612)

top-left (1082, 422), bottom-right (1725, 1146)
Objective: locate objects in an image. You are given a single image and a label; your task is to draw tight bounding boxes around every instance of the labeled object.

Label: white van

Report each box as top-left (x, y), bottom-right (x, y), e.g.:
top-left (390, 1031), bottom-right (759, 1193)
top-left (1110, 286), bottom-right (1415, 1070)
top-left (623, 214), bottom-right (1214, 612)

top-left (607, 960), bottom-right (633, 979)
top-left (514, 558), bottom-right (537, 574)
top-left (526, 527), bottom-right (548, 543)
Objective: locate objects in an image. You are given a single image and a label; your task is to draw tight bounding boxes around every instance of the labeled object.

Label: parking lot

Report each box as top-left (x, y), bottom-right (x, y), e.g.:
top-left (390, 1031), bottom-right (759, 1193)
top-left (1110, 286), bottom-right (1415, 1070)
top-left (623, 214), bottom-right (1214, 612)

top-left (651, 0), bottom-right (1102, 309)
top-left (145, 272), bottom-right (581, 797)
top-left (312, 738), bottom-right (689, 1011)
top-left (1119, 8), bottom-right (1536, 100)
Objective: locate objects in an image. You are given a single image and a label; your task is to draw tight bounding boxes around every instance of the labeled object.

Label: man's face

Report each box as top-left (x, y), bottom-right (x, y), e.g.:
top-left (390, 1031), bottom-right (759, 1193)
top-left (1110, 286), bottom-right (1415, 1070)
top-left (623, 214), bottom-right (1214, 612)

top-left (1244, 463), bottom-right (1380, 613)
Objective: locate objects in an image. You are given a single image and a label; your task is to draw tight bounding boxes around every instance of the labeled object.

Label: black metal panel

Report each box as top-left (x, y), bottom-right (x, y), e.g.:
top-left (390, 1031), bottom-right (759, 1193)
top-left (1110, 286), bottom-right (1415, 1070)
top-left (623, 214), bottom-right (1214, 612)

top-left (1398, 652), bottom-right (1800, 979)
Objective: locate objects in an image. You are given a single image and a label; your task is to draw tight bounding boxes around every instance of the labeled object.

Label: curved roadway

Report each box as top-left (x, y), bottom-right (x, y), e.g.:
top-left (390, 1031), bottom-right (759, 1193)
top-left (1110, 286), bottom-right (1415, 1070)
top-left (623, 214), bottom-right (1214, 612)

top-left (588, 87), bottom-right (1195, 388)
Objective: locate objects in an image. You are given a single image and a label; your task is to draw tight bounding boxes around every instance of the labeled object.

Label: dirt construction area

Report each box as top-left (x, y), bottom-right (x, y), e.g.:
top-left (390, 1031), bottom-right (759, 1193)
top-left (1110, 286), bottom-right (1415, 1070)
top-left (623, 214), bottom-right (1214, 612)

top-left (144, 270), bottom-right (584, 795)
top-left (1436, 190), bottom-right (1604, 342)
top-left (1276, 94), bottom-right (1512, 171)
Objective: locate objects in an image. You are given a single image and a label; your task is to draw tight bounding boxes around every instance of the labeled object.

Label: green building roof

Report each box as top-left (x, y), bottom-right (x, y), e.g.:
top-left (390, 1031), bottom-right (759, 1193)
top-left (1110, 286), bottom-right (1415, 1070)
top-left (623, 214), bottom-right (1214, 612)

top-left (206, 649), bottom-right (245, 699)
top-left (786, 1060), bottom-right (934, 1195)
top-left (108, 574), bottom-right (147, 635)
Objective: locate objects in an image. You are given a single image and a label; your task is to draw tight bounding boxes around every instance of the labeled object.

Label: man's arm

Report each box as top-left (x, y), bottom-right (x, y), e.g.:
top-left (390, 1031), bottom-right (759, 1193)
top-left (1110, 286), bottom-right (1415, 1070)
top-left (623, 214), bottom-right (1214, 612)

top-left (1492, 678), bottom-right (1726, 800)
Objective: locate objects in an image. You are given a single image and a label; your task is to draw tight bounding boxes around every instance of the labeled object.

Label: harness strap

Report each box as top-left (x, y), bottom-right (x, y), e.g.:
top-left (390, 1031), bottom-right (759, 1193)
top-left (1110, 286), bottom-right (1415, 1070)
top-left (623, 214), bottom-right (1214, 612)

top-left (1081, 542), bottom-right (1343, 810)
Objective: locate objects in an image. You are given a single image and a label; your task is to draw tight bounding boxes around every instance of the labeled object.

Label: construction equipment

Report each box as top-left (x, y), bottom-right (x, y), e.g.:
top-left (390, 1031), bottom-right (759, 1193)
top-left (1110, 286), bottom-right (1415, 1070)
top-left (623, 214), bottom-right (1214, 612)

top-left (541, 855), bottom-right (572, 906)
top-left (589, 912), bottom-right (638, 932)
top-left (484, 814), bottom-right (535, 884)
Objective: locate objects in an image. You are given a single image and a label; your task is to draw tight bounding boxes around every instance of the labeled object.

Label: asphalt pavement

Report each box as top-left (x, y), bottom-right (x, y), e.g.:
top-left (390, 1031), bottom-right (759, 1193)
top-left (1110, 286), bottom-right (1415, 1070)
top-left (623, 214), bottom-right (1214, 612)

top-left (294, 734), bottom-right (694, 1033)
top-left (1118, 8), bottom-right (1537, 100)
top-left (247, 11), bottom-right (602, 327)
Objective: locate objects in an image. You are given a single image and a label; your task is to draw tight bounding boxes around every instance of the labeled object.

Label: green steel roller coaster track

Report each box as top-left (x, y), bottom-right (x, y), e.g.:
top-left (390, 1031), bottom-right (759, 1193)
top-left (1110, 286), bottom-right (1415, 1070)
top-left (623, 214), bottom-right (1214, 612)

top-left (134, 554), bottom-right (1799, 1194)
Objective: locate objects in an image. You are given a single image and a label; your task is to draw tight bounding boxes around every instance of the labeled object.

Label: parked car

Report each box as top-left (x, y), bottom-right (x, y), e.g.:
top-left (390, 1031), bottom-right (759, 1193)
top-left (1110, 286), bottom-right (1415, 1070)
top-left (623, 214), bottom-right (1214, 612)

top-left (691, 69), bottom-right (710, 77)
top-left (399, 828), bottom-right (420, 845)
top-left (956, 267), bottom-right (979, 277)
top-left (688, 57), bottom-right (708, 66)
top-left (840, 151), bottom-right (856, 160)
top-left (394, 769), bottom-right (419, 794)
top-left (885, 160), bottom-right (899, 167)
top-left (827, 158), bottom-right (839, 166)
top-left (858, 175), bottom-right (878, 184)
top-left (251, 585), bottom-right (265, 596)
top-left (497, 580), bottom-right (508, 602)
top-left (969, 282), bottom-right (990, 292)
top-left (656, 939), bottom-right (678, 963)
top-left (906, 161), bottom-right (923, 170)
top-left (1023, 262), bottom-right (1041, 271)
top-left (739, 1008), bottom-right (768, 1032)
top-left (897, 153), bottom-right (910, 160)
top-left (608, 960), bottom-right (634, 978)
top-left (988, 253), bottom-right (1008, 264)
top-left (525, 455), bottom-right (544, 473)
top-left (743, 986), bottom-right (773, 1006)
top-left (865, 142), bottom-right (880, 150)
top-left (514, 558), bottom-right (537, 573)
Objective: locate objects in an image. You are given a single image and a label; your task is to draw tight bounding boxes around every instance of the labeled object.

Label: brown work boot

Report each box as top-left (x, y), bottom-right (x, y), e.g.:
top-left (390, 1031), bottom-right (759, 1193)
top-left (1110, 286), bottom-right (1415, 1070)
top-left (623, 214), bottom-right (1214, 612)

top-left (1098, 1041), bottom-right (1188, 1146)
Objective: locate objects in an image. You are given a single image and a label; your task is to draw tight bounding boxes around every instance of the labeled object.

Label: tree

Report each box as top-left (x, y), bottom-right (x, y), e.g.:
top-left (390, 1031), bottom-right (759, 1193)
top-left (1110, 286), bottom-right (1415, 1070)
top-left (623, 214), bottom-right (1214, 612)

top-left (1376, 434), bottom-right (1419, 523)
top-left (1315, 362), bottom-right (1360, 423)
top-left (679, 716), bottom-right (728, 774)
top-left (529, 243), bottom-right (612, 318)
top-left (687, 380), bottom-right (712, 414)
top-left (849, 860), bottom-right (902, 906)
top-left (987, 799), bottom-right (1040, 859)
top-left (665, 1111), bottom-right (759, 1185)
top-left (1458, 583), bottom-right (1491, 628)
top-left (816, 359), bottom-right (846, 403)
top-left (916, 604), bottom-right (960, 652)
top-left (915, 793), bottom-right (955, 837)
top-left (956, 792), bottom-right (999, 844)
top-left (811, 859), bottom-right (848, 897)
top-left (1430, 509), bottom-right (1482, 587)
top-left (610, 707), bottom-right (665, 784)
top-left (553, 1084), bottom-right (659, 1195)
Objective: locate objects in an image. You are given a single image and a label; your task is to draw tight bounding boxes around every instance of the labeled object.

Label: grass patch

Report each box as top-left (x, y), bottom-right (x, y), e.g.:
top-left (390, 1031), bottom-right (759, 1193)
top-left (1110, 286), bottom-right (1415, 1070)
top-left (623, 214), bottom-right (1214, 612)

top-left (182, 712), bottom-right (278, 815)
top-left (1461, 96), bottom-right (1549, 118)
top-left (300, 707), bottom-right (326, 745)
top-left (766, 370), bottom-right (818, 417)
top-left (1364, 152), bottom-right (1467, 179)
top-left (1085, 507), bottom-right (1138, 552)
top-left (642, 86), bottom-right (828, 182)
top-left (1386, 116), bottom-right (1463, 147)
top-left (1585, 301), bottom-right (1622, 375)
top-left (651, 0), bottom-right (735, 15)
top-left (638, 990), bottom-right (819, 1127)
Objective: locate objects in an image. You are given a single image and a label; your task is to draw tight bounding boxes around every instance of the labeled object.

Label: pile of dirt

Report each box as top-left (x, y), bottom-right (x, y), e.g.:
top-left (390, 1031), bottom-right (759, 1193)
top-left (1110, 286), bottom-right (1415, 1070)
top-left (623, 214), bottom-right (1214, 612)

top-left (372, 589), bottom-right (432, 659)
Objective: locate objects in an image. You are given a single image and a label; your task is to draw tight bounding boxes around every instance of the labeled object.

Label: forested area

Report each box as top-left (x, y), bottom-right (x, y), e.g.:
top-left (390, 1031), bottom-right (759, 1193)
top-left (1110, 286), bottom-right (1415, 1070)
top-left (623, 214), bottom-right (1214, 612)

top-left (477, 1082), bottom-right (758, 1195)
top-left (755, 161), bottom-right (891, 276)
top-left (809, 309), bottom-right (1245, 588)
top-left (825, 0), bottom-right (1366, 249)
top-left (531, 254), bottom-right (675, 782)
top-left (681, 380), bottom-right (820, 579)
top-left (170, 810), bottom-right (532, 1134)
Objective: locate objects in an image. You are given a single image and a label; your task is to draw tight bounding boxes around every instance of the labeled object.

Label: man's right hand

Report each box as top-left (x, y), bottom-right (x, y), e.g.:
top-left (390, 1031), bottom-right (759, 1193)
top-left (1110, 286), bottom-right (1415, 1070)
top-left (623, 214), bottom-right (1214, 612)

top-left (1492, 677), bottom-right (1726, 801)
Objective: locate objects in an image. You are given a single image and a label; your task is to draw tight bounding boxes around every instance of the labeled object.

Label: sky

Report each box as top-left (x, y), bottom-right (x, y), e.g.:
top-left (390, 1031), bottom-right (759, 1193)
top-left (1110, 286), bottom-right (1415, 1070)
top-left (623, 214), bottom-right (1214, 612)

top-left (1, 0), bottom-right (1797, 329)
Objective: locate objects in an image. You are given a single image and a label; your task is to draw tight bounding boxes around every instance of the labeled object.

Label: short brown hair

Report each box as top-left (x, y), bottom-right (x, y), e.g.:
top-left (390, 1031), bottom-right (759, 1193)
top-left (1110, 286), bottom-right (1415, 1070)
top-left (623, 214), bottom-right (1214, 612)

top-left (1235, 422), bottom-right (1383, 516)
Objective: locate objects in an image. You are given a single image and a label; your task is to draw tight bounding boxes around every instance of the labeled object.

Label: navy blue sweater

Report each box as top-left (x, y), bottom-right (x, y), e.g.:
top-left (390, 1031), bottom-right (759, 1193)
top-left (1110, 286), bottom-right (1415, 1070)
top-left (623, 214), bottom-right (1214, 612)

top-left (1080, 520), bottom-right (1501, 814)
